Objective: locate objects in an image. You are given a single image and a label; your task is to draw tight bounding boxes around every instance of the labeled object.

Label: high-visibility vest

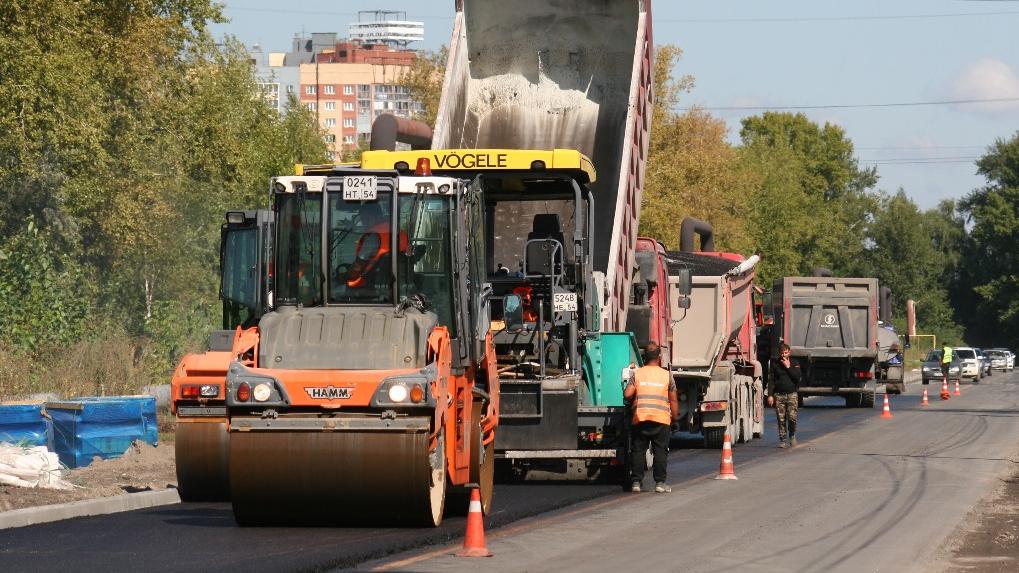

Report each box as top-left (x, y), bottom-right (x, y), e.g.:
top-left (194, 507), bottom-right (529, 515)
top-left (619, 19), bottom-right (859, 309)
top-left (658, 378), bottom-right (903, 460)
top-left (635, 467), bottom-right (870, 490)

top-left (632, 365), bottom-right (673, 425)
top-left (942, 347), bottom-right (953, 363)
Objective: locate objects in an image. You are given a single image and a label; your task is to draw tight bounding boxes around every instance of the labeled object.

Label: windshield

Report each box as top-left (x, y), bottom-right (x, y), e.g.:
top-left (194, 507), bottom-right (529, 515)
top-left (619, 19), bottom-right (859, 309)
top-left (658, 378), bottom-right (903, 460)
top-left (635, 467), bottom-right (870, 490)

top-left (956, 349), bottom-right (975, 359)
top-left (274, 188), bottom-right (455, 327)
top-left (276, 194), bottom-right (322, 306)
top-left (926, 350), bottom-right (943, 362)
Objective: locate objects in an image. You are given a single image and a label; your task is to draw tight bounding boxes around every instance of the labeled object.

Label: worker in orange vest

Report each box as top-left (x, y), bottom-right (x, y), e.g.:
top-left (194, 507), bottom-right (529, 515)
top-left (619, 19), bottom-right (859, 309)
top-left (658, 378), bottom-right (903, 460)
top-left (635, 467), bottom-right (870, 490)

top-left (624, 342), bottom-right (680, 493)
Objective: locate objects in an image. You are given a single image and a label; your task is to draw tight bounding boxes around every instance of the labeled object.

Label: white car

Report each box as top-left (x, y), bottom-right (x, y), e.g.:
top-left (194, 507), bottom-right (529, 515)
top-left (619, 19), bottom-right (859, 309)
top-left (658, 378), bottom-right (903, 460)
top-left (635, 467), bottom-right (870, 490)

top-left (988, 348), bottom-right (1014, 371)
top-left (953, 347), bottom-right (981, 381)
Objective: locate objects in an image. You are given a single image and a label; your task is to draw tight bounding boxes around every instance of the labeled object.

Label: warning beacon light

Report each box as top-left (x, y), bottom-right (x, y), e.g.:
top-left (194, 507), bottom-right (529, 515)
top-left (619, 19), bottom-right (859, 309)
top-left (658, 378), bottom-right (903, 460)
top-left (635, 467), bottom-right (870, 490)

top-left (415, 157), bottom-right (432, 176)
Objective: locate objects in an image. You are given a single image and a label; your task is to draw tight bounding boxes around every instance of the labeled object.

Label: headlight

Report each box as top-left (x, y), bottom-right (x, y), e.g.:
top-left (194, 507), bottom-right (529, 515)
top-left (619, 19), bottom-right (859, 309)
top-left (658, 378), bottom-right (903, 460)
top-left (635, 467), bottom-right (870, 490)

top-left (253, 383), bottom-right (272, 402)
top-left (388, 383), bottom-right (408, 403)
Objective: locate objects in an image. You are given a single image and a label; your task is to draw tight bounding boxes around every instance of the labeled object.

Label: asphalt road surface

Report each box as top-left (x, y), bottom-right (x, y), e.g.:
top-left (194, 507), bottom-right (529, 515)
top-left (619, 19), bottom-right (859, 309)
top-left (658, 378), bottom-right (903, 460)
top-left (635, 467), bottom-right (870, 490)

top-left (370, 371), bottom-right (1019, 573)
top-left (1, 372), bottom-right (1015, 573)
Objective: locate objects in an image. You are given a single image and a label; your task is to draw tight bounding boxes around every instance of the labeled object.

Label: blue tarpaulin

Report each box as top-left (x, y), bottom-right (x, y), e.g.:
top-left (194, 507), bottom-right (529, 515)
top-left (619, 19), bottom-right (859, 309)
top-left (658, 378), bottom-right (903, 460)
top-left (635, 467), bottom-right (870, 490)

top-left (0, 403), bottom-right (51, 448)
top-left (48, 396), bottom-right (159, 468)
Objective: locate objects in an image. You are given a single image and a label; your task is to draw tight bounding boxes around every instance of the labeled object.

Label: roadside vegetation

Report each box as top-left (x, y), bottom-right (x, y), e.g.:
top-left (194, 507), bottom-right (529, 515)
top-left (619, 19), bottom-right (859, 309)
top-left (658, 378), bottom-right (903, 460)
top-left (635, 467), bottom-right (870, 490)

top-left (0, 3), bottom-right (1015, 399)
top-left (0, 1), bottom-right (326, 399)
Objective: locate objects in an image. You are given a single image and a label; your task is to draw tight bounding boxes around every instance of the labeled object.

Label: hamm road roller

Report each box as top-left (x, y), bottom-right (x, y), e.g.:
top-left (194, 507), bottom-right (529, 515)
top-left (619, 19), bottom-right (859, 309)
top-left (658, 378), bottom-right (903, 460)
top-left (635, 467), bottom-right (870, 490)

top-left (178, 164), bottom-right (499, 525)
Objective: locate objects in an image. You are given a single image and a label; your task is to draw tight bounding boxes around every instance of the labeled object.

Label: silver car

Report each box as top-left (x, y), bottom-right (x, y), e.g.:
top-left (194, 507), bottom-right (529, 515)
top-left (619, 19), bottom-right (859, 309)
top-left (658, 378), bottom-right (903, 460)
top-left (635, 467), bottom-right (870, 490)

top-left (922, 350), bottom-right (961, 384)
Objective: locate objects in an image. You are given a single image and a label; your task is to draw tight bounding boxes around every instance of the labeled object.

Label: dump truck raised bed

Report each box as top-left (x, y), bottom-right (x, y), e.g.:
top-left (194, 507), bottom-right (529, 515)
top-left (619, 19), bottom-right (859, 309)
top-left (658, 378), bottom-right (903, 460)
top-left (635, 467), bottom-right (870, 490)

top-left (662, 219), bottom-right (764, 448)
top-left (769, 276), bottom-right (879, 408)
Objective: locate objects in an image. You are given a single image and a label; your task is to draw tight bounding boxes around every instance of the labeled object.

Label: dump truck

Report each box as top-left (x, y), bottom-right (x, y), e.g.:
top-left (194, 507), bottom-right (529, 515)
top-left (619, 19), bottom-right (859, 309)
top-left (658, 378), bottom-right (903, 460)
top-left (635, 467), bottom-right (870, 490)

top-left (661, 218), bottom-right (764, 448)
top-left (432, 0), bottom-right (655, 479)
top-left (174, 166), bottom-right (500, 524)
top-left (170, 209), bottom-right (271, 501)
top-left (768, 276), bottom-right (880, 408)
top-left (876, 286), bottom-right (906, 394)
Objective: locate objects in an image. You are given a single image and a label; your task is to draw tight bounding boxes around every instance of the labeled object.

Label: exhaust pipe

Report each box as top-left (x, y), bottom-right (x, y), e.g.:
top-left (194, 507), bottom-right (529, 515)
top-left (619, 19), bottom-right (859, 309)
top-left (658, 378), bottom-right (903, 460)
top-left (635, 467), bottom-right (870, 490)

top-left (369, 114), bottom-right (433, 151)
top-left (879, 286), bottom-right (892, 323)
top-left (679, 217), bottom-right (715, 253)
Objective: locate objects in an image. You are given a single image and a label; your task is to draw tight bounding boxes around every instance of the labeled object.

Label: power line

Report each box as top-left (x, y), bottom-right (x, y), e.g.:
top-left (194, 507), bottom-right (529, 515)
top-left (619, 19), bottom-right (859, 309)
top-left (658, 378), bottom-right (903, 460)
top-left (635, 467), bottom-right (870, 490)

top-left (856, 145), bottom-right (986, 151)
top-left (682, 97), bottom-right (1019, 111)
top-left (659, 10), bottom-right (1019, 23)
top-left (223, 6), bottom-right (452, 20)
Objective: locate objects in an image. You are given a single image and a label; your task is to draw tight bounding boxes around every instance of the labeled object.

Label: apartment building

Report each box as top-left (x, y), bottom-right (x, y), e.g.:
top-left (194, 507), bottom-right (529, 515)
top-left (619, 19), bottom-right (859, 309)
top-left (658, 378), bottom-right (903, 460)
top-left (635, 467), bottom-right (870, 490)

top-left (299, 62), bottom-right (421, 159)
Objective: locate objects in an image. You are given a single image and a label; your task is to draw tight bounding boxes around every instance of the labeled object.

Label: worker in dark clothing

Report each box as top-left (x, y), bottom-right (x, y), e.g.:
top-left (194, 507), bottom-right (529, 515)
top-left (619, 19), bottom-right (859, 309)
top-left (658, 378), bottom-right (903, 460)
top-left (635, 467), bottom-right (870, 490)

top-left (767, 343), bottom-right (802, 449)
top-left (624, 342), bottom-right (680, 493)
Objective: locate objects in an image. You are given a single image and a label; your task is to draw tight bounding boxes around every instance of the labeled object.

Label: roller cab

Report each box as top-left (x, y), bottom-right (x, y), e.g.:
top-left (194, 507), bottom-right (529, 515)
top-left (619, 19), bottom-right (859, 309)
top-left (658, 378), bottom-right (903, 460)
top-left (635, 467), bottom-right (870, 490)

top-left (222, 169), bottom-right (497, 526)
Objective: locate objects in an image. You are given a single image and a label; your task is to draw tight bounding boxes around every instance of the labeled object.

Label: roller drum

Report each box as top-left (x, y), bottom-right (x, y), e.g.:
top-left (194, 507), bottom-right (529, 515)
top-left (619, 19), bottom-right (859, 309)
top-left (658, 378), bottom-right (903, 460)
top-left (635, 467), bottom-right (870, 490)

top-left (229, 427), bottom-right (444, 526)
top-left (175, 420), bottom-right (230, 501)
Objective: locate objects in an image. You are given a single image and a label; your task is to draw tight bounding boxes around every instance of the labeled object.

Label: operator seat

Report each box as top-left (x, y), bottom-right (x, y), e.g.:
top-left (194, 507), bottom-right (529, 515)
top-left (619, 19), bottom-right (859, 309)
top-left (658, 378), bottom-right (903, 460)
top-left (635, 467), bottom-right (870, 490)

top-left (526, 214), bottom-right (566, 275)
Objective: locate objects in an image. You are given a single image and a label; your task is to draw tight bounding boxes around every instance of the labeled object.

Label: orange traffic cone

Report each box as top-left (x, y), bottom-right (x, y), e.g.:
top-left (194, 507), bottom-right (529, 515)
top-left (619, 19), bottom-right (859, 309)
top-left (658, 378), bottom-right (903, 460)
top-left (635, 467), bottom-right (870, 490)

top-left (456, 487), bottom-right (492, 558)
top-left (954, 379), bottom-right (961, 396)
top-left (921, 386), bottom-right (929, 407)
top-left (715, 432), bottom-right (738, 480)
top-left (880, 393), bottom-right (893, 419)
top-left (940, 379), bottom-right (950, 401)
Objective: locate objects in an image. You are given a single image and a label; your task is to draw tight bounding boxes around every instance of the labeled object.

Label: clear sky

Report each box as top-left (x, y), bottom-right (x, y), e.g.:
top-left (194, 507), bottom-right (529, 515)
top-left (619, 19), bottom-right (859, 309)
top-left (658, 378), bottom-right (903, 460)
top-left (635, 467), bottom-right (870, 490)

top-left (212, 0), bottom-right (1019, 209)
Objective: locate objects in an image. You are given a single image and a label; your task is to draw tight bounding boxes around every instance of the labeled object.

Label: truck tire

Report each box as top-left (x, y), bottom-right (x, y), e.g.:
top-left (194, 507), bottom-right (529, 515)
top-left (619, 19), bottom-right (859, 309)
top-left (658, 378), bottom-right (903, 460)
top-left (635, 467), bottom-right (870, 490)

top-left (861, 391), bottom-right (875, 408)
top-left (704, 427), bottom-right (725, 449)
top-left (845, 393), bottom-right (863, 408)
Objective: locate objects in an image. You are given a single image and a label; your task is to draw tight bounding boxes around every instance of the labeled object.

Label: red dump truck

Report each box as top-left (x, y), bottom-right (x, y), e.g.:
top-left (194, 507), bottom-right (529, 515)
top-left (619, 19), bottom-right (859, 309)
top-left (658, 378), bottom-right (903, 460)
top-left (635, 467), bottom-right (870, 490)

top-left (626, 220), bottom-right (765, 449)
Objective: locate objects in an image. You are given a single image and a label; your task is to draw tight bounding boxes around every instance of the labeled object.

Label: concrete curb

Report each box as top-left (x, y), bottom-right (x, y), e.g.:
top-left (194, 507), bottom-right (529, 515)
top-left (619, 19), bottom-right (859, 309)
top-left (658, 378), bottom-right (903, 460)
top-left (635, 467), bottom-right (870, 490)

top-left (0, 488), bottom-right (181, 530)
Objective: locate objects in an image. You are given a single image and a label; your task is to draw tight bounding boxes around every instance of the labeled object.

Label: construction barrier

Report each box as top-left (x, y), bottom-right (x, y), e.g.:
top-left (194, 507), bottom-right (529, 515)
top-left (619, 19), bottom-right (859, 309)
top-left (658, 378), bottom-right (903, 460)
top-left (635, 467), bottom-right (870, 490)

top-left (0, 404), bottom-right (51, 449)
top-left (48, 396), bottom-right (158, 468)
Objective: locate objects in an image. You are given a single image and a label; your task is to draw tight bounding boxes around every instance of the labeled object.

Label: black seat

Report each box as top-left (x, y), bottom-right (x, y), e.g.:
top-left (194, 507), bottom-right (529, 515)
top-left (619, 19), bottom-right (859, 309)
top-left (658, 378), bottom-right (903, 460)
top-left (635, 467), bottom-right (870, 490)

top-left (526, 214), bottom-right (566, 275)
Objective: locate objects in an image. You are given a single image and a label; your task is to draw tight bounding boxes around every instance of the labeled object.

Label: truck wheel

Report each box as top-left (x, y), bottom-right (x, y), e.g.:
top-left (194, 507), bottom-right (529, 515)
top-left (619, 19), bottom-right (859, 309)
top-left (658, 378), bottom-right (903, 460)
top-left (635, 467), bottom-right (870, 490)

top-left (704, 427), bottom-right (725, 449)
top-left (861, 391), bottom-right (875, 408)
top-left (845, 393), bottom-right (863, 408)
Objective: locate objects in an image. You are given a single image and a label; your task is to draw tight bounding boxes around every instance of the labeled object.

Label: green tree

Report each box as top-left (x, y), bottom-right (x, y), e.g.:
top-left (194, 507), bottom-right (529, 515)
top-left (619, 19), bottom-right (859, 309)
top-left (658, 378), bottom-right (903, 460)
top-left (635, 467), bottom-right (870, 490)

top-left (958, 132), bottom-right (1019, 348)
top-left (641, 46), bottom-right (754, 252)
top-left (737, 112), bottom-right (879, 282)
top-left (857, 191), bottom-right (963, 343)
top-left (0, 0), bottom-right (327, 388)
top-left (401, 47), bottom-right (448, 128)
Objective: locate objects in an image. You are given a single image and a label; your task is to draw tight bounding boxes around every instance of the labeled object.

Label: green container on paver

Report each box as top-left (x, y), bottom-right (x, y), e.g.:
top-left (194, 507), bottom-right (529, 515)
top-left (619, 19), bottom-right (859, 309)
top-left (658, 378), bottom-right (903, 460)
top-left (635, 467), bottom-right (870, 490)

top-left (582, 332), bottom-right (643, 406)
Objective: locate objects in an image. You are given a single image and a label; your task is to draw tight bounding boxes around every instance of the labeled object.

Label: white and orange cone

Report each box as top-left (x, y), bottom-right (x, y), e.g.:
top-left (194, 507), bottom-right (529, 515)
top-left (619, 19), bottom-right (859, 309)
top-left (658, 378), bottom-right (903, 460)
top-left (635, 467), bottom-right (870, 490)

top-left (940, 379), bottom-right (951, 401)
top-left (921, 386), bottom-right (929, 407)
top-left (954, 379), bottom-right (961, 396)
top-left (456, 487), bottom-right (492, 557)
top-left (715, 432), bottom-right (738, 480)
top-left (880, 393), bottom-right (893, 419)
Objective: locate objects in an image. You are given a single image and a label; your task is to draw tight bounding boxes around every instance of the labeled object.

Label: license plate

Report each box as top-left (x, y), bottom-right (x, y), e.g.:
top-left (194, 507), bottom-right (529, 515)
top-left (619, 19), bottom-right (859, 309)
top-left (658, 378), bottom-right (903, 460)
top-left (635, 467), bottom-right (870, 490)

top-left (552, 292), bottom-right (578, 312)
top-left (343, 175), bottom-right (378, 201)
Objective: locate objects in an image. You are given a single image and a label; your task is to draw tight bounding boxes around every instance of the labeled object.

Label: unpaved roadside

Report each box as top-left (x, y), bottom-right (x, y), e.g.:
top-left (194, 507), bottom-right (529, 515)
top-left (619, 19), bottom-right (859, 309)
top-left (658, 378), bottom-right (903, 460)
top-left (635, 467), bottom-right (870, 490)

top-left (942, 461), bottom-right (1019, 572)
top-left (0, 441), bottom-right (177, 512)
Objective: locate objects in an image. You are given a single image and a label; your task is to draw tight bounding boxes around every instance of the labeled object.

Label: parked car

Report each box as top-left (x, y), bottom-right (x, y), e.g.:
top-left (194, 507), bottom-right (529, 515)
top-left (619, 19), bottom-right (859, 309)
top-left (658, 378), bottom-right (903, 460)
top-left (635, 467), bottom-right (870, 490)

top-left (922, 350), bottom-right (961, 384)
top-left (975, 348), bottom-right (993, 378)
top-left (954, 347), bottom-right (982, 382)
top-left (988, 348), bottom-right (1014, 371)
top-left (986, 349), bottom-right (1009, 372)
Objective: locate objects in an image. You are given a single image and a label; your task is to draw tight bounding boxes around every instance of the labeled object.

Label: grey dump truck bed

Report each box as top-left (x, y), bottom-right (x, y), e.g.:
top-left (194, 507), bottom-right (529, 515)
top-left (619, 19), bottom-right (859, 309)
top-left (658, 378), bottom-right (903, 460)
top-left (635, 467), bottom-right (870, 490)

top-left (770, 277), bottom-right (879, 408)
